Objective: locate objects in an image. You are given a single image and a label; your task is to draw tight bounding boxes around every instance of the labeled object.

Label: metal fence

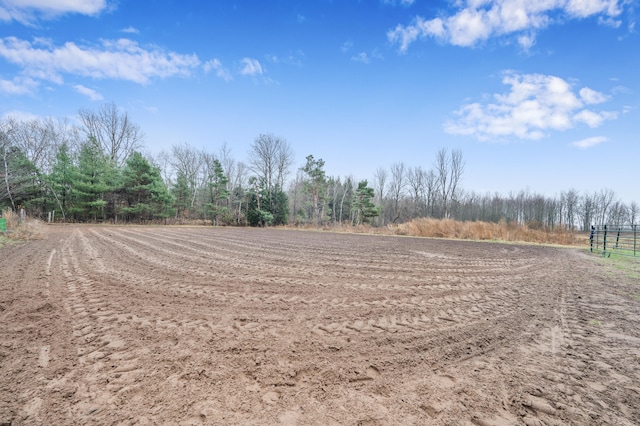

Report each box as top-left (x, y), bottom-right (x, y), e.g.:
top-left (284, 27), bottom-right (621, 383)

top-left (590, 225), bottom-right (638, 257)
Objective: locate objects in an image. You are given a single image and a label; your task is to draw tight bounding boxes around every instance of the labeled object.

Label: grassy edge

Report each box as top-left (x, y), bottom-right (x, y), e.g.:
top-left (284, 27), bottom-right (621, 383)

top-left (0, 234), bottom-right (19, 249)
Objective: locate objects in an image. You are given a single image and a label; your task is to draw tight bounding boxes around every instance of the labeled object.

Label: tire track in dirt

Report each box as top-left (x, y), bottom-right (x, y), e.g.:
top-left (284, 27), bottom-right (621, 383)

top-left (4, 226), bottom-right (640, 424)
top-left (485, 250), bottom-right (640, 426)
top-left (81, 229), bottom-right (296, 341)
top-left (149, 227), bottom-right (535, 285)
top-left (89, 228), bottom-right (538, 348)
top-left (59, 228), bottom-right (151, 420)
top-left (98, 229), bottom-right (524, 347)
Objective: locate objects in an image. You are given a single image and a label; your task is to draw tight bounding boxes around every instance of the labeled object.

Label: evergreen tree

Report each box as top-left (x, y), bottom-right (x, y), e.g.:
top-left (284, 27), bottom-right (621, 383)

top-left (247, 175), bottom-right (288, 227)
top-left (270, 189), bottom-right (289, 226)
top-left (120, 151), bottom-right (173, 222)
top-left (352, 180), bottom-right (380, 225)
top-left (0, 144), bottom-right (40, 213)
top-left (171, 170), bottom-right (191, 220)
top-left (203, 158), bottom-right (229, 225)
top-left (48, 142), bottom-right (78, 220)
top-left (75, 140), bottom-right (117, 221)
top-left (301, 155), bottom-right (327, 226)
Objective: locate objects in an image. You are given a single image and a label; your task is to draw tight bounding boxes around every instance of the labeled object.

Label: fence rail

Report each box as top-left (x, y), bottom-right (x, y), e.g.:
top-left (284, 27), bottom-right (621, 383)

top-left (590, 224), bottom-right (638, 257)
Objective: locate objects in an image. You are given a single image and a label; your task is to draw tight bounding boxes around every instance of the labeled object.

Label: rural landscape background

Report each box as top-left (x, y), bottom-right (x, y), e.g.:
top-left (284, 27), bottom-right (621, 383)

top-left (1, 106), bottom-right (637, 233)
top-left (1, 0), bottom-right (639, 216)
top-left (2, 1), bottom-right (640, 425)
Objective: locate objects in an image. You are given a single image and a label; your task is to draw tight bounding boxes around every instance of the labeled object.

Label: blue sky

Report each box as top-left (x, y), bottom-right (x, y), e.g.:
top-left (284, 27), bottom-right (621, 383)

top-left (1, 0), bottom-right (638, 203)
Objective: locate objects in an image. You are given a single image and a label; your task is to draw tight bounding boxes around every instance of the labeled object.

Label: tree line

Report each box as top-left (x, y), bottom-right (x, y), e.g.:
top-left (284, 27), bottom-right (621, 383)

top-left (1, 102), bottom-right (637, 229)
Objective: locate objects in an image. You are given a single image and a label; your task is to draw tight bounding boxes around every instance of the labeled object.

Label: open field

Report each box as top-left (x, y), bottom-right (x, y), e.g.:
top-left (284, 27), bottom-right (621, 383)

top-left (1, 225), bottom-right (639, 425)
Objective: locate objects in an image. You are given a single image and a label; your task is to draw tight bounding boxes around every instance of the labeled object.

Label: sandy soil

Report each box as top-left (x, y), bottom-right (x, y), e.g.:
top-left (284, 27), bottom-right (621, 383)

top-left (1, 225), bottom-right (639, 425)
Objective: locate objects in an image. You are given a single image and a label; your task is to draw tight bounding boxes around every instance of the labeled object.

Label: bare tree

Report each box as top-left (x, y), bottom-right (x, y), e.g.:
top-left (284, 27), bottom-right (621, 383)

top-left (597, 188), bottom-right (616, 225)
top-left (407, 166), bottom-right (425, 218)
top-left (171, 142), bottom-right (204, 213)
top-left (6, 116), bottom-right (60, 173)
top-left (562, 188), bottom-right (580, 229)
top-left (424, 168), bottom-right (437, 217)
top-left (608, 201), bottom-right (628, 226)
top-left (580, 192), bottom-right (597, 231)
top-left (248, 133), bottom-right (294, 201)
top-left (434, 148), bottom-right (464, 218)
top-left (387, 162), bottom-right (407, 223)
top-left (629, 201), bottom-right (638, 226)
top-left (218, 142), bottom-right (236, 191)
top-left (79, 102), bottom-right (144, 167)
top-left (151, 149), bottom-right (174, 186)
top-left (373, 167), bottom-right (387, 226)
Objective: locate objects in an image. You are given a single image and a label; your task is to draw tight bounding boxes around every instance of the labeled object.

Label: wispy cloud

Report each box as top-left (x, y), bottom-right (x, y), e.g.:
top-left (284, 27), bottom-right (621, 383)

top-left (0, 37), bottom-right (201, 87)
top-left (203, 58), bottom-right (233, 81)
top-left (73, 84), bottom-right (103, 101)
top-left (350, 49), bottom-right (383, 64)
top-left (388, 0), bottom-right (627, 52)
top-left (383, 0), bottom-right (415, 6)
top-left (0, 0), bottom-right (109, 24)
top-left (2, 109), bottom-right (41, 121)
top-left (351, 52), bottom-right (370, 64)
top-left (239, 57), bottom-right (263, 76)
top-left (444, 72), bottom-right (617, 141)
top-left (0, 75), bottom-right (38, 95)
top-left (121, 26), bottom-right (139, 34)
top-left (572, 136), bottom-right (608, 148)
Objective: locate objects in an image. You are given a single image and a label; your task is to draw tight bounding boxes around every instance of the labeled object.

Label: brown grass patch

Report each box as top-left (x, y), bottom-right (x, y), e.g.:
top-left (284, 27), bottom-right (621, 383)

top-left (2, 208), bottom-right (45, 242)
top-left (393, 218), bottom-right (584, 246)
top-left (287, 218), bottom-right (586, 246)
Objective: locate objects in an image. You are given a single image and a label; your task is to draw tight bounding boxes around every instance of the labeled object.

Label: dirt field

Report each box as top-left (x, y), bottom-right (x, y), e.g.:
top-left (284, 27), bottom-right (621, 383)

top-left (1, 225), bottom-right (639, 425)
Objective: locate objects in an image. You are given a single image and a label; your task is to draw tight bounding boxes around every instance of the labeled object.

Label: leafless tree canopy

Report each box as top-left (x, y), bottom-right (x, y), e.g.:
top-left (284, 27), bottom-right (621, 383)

top-left (435, 148), bottom-right (465, 219)
top-left (79, 102), bottom-right (144, 167)
top-left (171, 142), bottom-right (204, 209)
top-left (248, 133), bottom-right (294, 194)
top-left (387, 162), bottom-right (407, 224)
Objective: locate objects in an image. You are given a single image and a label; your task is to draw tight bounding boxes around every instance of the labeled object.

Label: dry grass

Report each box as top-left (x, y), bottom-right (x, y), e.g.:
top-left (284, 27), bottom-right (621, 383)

top-left (393, 218), bottom-right (584, 246)
top-left (287, 218), bottom-right (586, 246)
top-left (1, 208), bottom-right (45, 242)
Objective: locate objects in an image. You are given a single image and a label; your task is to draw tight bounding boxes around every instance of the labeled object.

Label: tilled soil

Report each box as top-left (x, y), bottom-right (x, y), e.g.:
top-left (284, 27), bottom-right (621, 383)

top-left (1, 225), bottom-right (639, 425)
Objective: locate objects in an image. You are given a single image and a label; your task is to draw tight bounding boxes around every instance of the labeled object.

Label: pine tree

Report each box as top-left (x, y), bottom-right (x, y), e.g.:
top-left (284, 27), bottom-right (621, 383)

top-left (352, 180), bottom-right (380, 225)
top-left (120, 152), bottom-right (172, 222)
top-left (301, 155), bottom-right (327, 226)
top-left (203, 158), bottom-right (229, 225)
top-left (48, 142), bottom-right (78, 220)
top-left (75, 140), bottom-right (116, 221)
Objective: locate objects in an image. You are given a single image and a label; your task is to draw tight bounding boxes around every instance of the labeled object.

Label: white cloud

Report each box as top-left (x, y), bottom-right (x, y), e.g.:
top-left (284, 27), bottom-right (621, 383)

top-left (350, 49), bottom-right (383, 64)
top-left (121, 26), bottom-right (139, 34)
top-left (388, 0), bottom-right (626, 51)
top-left (572, 136), bottom-right (608, 148)
top-left (444, 72), bottom-right (617, 141)
top-left (239, 57), bottom-right (263, 76)
top-left (0, 0), bottom-right (108, 23)
top-left (0, 75), bottom-right (38, 94)
top-left (73, 83), bottom-right (103, 100)
top-left (0, 36), bottom-right (200, 86)
top-left (383, 0), bottom-right (415, 6)
top-left (579, 87), bottom-right (610, 104)
top-left (351, 52), bottom-right (370, 64)
top-left (2, 109), bottom-right (41, 121)
top-left (517, 32), bottom-right (536, 51)
top-left (573, 109), bottom-right (617, 127)
top-left (203, 58), bottom-right (233, 81)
